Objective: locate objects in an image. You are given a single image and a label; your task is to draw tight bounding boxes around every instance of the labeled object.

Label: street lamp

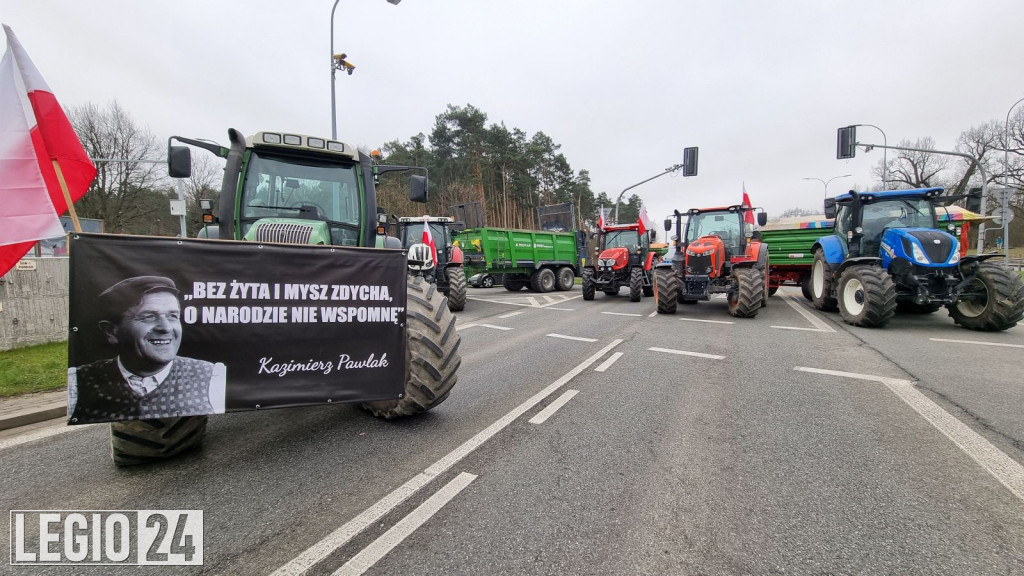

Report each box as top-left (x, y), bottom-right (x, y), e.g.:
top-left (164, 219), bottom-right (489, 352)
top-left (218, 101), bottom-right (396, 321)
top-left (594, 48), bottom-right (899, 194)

top-left (803, 174), bottom-right (852, 198)
top-left (614, 163), bottom-right (684, 223)
top-left (331, 0), bottom-right (402, 139)
top-left (1002, 96), bottom-right (1024, 259)
top-left (853, 123), bottom-right (888, 187)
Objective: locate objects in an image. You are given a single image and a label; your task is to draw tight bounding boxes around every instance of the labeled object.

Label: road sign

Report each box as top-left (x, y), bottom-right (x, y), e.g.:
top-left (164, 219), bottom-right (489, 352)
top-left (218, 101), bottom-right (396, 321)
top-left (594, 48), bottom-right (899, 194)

top-left (991, 208), bottom-right (1015, 226)
top-left (989, 187), bottom-right (1013, 202)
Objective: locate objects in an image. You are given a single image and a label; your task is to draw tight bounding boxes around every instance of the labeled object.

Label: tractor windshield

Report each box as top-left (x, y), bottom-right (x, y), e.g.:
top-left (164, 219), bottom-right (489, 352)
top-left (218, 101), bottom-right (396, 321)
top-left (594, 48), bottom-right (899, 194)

top-left (860, 198), bottom-right (935, 241)
top-left (399, 222), bottom-right (447, 249)
top-left (239, 152), bottom-right (363, 242)
top-left (686, 211), bottom-right (741, 249)
top-left (604, 230), bottom-right (641, 251)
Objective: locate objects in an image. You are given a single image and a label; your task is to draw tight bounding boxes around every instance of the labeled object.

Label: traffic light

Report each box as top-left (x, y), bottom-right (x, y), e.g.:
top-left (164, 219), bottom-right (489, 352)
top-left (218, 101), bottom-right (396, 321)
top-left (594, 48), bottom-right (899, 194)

top-left (837, 125), bottom-right (856, 159)
top-left (682, 147), bottom-right (698, 177)
top-left (966, 187), bottom-right (982, 213)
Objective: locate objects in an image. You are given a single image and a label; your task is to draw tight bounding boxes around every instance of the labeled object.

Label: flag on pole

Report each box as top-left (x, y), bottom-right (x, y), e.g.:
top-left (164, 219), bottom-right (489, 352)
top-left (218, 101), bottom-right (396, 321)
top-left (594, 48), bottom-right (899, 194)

top-left (0, 25), bottom-right (96, 276)
top-left (421, 218), bottom-right (437, 265)
top-left (741, 183), bottom-right (755, 225)
top-left (638, 203), bottom-right (654, 235)
top-left (597, 205), bottom-right (606, 230)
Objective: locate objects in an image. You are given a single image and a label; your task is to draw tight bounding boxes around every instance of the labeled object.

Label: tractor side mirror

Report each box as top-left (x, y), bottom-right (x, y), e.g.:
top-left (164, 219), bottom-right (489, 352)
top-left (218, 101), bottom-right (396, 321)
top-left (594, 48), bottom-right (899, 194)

top-left (824, 198), bottom-right (837, 219)
top-left (757, 212), bottom-right (767, 226)
top-left (409, 175), bottom-right (428, 203)
top-left (168, 145), bottom-right (192, 178)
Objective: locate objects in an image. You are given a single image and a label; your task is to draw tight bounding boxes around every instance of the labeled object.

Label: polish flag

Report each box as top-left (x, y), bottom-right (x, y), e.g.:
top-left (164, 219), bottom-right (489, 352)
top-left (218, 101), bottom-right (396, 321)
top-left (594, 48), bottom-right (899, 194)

top-left (741, 183), bottom-right (755, 225)
top-left (597, 205), bottom-right (605, 230)
top-left (422, 218), bottom-right (437, 265)
top-left (638, 203), bottom-right (654, 235)
top-left (0, 25), bottom-right (96, 276)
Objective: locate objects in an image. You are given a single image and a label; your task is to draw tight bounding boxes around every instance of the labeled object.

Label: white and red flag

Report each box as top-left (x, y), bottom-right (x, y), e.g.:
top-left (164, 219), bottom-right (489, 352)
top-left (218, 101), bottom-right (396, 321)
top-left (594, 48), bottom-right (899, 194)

top-left (597, 205), bottom-right (606, 230)
top-left (638, 203), bottom-right (654, 235)
top-left (741, 182), bottom-right (755, 225)
top-left (0, 25), bottom-right (95, 276)
top-left (422, 218), bottom-right (437, 265)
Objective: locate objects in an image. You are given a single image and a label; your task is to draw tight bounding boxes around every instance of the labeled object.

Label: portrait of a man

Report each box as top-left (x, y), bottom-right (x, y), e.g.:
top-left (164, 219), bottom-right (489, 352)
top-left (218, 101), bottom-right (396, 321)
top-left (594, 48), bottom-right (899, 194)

top-left (68, 275), bottom-right (226, 424)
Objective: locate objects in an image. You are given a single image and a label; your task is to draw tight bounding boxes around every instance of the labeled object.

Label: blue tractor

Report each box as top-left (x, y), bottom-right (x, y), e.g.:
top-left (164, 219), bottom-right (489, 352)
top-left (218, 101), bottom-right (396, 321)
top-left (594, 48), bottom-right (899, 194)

top-left (809, 187), bottom-right (1024, 330)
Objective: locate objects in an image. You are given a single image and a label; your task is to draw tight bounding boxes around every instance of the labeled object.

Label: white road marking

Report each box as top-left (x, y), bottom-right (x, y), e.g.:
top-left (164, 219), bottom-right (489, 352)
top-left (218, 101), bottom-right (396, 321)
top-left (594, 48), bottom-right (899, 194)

top-left (594, 352), bottom-right (623, 373)
top-left (771, 294), bottom-right (835, 332)
top-left (602, 311), bottom-right (643, 317)
top-left (0, 422), bottom-right (94, 452)
top-left (929, 338), bottom-right (1024, 349)
top-left (529, 390), bottom-right (580, 424)
top-left (678, 317), bottom-right (735, 325)
top-left (527, 297), bottom-right (539, 307)
top-left (476, 324), bottom-right (513, 331)
top-left (794, 366), bottom-right (1024, 503)
top-left (648, 347), bottom-right (725, 360)
top-left (498, 311), bottom-right (524, 319)
top-left (466, 294), bottom-right (581, 309)
top-left (333, 473), bottom-right (477, 576)
top-left (547, 334), bottom-right (598, 342)
top-left (648, 311), bottom-right (658, 317)
top-left (272, 339), bottom-right (624, 575)
top-left (455, 323), bottom-right (477, 331)
top-left (544, 307), bottom-right (576, 311)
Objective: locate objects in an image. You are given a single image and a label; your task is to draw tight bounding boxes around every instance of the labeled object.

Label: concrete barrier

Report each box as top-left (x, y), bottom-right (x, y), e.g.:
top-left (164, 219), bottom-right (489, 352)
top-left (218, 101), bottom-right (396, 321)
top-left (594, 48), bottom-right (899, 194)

top-left (0, 258), bottom-right (69, 352)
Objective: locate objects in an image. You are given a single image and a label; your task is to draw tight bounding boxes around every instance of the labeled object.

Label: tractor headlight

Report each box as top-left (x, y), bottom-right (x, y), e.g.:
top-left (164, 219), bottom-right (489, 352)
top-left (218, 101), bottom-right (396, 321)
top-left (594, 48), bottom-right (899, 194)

top-left (910, 242), bottom-right (929, 264)
top-left (949, 245), bottom-right (960, 264)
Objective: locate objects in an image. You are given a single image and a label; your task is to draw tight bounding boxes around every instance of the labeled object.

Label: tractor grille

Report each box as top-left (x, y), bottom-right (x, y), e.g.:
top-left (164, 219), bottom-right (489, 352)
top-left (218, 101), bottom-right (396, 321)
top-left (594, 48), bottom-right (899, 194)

top-left (251, 222), bottom-right (315, 245)
top-left (906, 230), bottom-right (953, 263)
top-left (687, 252), bottom-right (714, 274)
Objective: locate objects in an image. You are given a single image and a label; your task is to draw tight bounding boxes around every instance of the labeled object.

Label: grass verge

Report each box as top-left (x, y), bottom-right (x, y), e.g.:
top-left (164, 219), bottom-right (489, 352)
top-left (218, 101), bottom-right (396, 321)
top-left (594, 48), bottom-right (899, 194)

top-left (0, 341), bottom-right (68, 398)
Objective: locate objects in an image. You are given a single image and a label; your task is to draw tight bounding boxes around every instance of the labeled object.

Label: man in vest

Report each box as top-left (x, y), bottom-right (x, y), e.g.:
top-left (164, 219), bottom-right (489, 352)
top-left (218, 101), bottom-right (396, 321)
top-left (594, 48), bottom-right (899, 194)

top-left (68, 276), bottom-right (226, 424)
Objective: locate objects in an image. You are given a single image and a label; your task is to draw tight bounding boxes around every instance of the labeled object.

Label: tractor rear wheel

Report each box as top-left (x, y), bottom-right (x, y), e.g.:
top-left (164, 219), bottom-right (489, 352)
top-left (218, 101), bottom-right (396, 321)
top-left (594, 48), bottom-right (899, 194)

top-left (811, 250), bottom-right (838, 312)
top-left (362, 275), bottom-right (460, 418)
top-left (655, 268), bottom-right (678, 314)
top-left (445, 267), bottom-right (467, 312)
top-left (837, 266), bottom-right (896, 328)
top-left (800, 275), bottom-right (813, 302)
top-left (947, 262), bottom-right (1024, 331)
top-left (581, 268), bottom-right (596, 300)
top-left (556, 267), bottom-right (575, 291)
top-left (629, 267), bottom-right (643, 302)
top-left (728, 267), bottom-right (763, 318)
top-left (109, 416), bottom-right (208, 466)
top-left (530, 268), bottom-right (556, 293)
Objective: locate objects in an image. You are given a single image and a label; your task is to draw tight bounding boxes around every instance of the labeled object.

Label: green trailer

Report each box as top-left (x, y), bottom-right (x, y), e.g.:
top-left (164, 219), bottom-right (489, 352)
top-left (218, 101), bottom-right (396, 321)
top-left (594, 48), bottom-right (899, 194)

top-left (761, 218), bottom-right (833, 301)
top-left (455, 227), bottom-right (586, 293)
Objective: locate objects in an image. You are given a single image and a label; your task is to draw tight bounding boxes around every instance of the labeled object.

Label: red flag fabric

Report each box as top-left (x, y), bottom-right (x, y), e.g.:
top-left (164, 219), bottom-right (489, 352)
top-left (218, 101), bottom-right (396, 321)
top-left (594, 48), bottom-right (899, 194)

top-left (422, 219), bottom-right (437, 265)
top-left (742, 184), bottom-right (755, 225)
top-left (0, 25), bottom-right (96, 277)
top-left (638, 204), bottom-right (654, 235)
top-left (597, 205), bottom-right (605, 230)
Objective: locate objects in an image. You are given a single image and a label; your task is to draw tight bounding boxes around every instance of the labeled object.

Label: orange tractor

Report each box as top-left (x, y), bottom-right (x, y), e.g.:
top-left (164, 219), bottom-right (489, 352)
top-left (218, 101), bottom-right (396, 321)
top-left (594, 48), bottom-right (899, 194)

top-left (582, 222), bottom-right (659, 302)
top-left (655, 204), bottom-right (769, 317)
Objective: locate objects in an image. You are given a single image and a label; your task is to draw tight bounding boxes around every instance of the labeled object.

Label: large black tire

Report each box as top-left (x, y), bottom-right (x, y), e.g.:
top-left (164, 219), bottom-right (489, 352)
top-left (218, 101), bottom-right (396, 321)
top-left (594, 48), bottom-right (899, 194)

top-left (836, 266), bottom-right (897, 328)
top-left (642, 270), bottom-right (655, 297)
top-left (504, 278), bottom-right (526, 292)
top-left (800, 275), bottom-right (813, 302)
top-left (530, 268), bottom-right (556, 293)
top-left (581, 268), bottom-right (596, 300)
top-left (362, 275), bottom-right (460, 418)
top-left (947, 262), bottom-right (1024, 331)
top-left (728, 267), bottom-right (763, 318)
top-left (768, 286), bottom-right (779, 296)
top-left (556, 267), bottom-right (575, 291)
top-left (655, 268), bottom-right (678, 314)
top-left (629, 267), bottom-right (643, 302)
top-left (445, 267), bottom-right (467, 312)
top-left (811, 250), bottom-right (838, 312)
top-left (109, 416), bottom-right (208, 467)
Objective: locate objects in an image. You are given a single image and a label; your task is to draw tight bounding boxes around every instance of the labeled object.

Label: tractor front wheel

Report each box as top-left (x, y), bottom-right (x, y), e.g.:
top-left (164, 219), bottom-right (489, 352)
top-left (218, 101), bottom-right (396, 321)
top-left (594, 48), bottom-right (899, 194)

top-left (655, 268), bottom-right (678, 314)
top-left (837, 266), bottom-right (896, 328)
top-left (948, 262), bottom-right (1024, 331)
top-left (728, 267), bottom-right (764, 318)
top-left (811, 250), bottom-right (838, 312)
top-left (629, 267), bottom-right (643, 302)
top-left (445, 267), bottom-right (467, 312)
top-left (581, 268), bottom-right (596, 300)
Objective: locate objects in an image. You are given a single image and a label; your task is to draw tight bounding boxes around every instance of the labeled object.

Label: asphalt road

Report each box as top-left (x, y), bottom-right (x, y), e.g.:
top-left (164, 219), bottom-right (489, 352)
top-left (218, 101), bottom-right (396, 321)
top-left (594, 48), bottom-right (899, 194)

top-left (1, 285), bottom-right (1022, 575)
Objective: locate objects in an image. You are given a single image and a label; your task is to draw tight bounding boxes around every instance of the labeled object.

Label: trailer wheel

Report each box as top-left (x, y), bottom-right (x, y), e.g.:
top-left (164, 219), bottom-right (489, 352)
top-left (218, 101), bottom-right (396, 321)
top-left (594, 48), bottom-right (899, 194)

top-left (362, 275), bottom-right (460, 419)
top-left (530, 268), bottom-right (556, 293)
top-left (800, 275), bottom-right (813, 302)
top-left (655, 268), bottom-right (678, 314)
top-left (811, 250), bottom-right (838, 312)
top-left (445, 267), bottom-right (467, 312)
top-left (109, 416), bottom-right (208, 467)
top-left (837, 266), bottom-right (896, 328)
top-left (768, 286), bottom-right (779, 296)
top-left (556, 266), bottom-right (575, 291)
top-left (947, 262), bottom-right (1024, 331)
top-left (504, 278), bottom-right (526, 291)
top-left (582, 268), bottom-right (596, 300)
top-left (728, 267), bottom-right (763, 318)
top-left (629, 267), bottom-right (643, 302)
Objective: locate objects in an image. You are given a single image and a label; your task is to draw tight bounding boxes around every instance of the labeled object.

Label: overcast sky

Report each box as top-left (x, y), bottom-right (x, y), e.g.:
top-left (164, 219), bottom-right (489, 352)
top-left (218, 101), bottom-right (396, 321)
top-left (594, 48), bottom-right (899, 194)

top-left (4, 0), bottom-right (1024, 224)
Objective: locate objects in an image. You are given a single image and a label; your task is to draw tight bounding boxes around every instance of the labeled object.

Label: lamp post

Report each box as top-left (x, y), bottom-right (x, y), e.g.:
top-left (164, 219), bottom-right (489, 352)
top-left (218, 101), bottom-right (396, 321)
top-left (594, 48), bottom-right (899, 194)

top-left (613, 163), bottom-right (684, 224)
top-left (1002, 97), bottom-right (1024, 260)
top-left (854, 123), bottom-right (888, 187)
top-left (331, 0), bottom-right (401, 139)
top-left (802, 174), bottom-right (852, 198)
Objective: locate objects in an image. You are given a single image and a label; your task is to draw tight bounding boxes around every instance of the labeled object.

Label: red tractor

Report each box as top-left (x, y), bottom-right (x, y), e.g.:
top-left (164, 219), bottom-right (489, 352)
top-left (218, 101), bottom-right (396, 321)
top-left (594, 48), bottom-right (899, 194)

top-left (655, 205), bottom-right (769, 317)
top-left (582, 222), bottom-right (659, 302)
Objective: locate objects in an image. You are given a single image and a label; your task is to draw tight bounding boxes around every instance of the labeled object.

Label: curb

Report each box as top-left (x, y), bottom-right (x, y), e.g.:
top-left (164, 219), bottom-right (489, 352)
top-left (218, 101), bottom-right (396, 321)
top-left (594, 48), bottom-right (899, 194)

top-left (0, 404), bottom-right (68, 432)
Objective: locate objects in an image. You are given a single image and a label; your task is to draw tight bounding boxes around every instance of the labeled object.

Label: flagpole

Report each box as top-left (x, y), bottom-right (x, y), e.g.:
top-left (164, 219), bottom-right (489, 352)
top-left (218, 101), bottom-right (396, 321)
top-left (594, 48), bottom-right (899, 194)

top-left (51, 160), bottom-right (83, 233)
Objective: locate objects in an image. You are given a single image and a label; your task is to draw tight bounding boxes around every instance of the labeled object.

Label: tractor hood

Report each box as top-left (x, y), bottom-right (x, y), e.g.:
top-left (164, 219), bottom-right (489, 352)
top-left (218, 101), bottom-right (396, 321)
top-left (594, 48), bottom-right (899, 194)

top-left (685, 235), bottom-right (726, 278)
top-left (880, 227), bottom-right (959, 267)
top-left (597, 247), bottom-right (629, 270)
top-left (243, 218), bottom-right (331, 245)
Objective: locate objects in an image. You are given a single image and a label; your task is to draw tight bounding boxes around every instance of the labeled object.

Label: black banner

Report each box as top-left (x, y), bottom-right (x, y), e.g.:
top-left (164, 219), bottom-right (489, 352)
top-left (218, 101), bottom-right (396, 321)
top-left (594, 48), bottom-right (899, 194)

top-left (66, 233), bottom-right (408, 424)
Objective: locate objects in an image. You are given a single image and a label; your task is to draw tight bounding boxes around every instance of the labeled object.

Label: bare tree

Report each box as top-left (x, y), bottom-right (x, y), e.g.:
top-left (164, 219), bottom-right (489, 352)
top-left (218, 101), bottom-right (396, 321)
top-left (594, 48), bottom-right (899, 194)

top-left (68, 101), bottom-right (164, 233)
top-left (180, 153), bottom-right (223, 235)
top-left (884, 137), bottom-right (951, 189)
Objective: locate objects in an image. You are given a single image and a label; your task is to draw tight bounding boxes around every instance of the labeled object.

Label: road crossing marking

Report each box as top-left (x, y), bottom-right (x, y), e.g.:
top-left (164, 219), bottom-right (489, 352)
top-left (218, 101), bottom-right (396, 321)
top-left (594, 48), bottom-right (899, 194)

top-left (529, 390), bottom-right (580, 424)
top-left (648, 311), bottom-right (658, 317)
top-left (795, 366), bottom-right (1024, 503)
top-left (678, 317), bottom-right (734, 325)
top-left (929, 338), bottom-right (1024, 349)
top-left (649, 347), bottom-right (725, 360)
top-left (602, 311), bottom-right (643, 317)
top-left (466, 293), bottom-right (581, 309)
top-left (333, 473), bottom-right (477, 576)
top-left (498, 311), bottom-right (524, 319)
top-left (272, 339), bottom-right (624, 576)
top-left (547, 334), bottom-right (598, 342)
top-left (477, 324), bottom-right (513, 331)
top-left (594, 352), bottom-right (623, 372)
top-left (771, 294), bottom-right (835, 332)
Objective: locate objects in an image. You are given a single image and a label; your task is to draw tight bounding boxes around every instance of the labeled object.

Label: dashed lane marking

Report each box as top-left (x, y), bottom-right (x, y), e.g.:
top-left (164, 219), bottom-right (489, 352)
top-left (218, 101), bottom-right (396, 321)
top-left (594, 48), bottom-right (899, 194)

top-left (547, 334), bottom-right (598, 343)
top-left (649, 347), bottom-right (725, 360)
top-left (929, 338), bottom-right (1024, 349)
top-left (529, 390), bottom-right (580, 424)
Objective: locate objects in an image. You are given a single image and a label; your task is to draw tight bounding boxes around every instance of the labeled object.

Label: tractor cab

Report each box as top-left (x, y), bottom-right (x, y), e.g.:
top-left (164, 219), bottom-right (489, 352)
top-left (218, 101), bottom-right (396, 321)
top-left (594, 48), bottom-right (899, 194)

top-left (597, 225), bottom-right (649, 271)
